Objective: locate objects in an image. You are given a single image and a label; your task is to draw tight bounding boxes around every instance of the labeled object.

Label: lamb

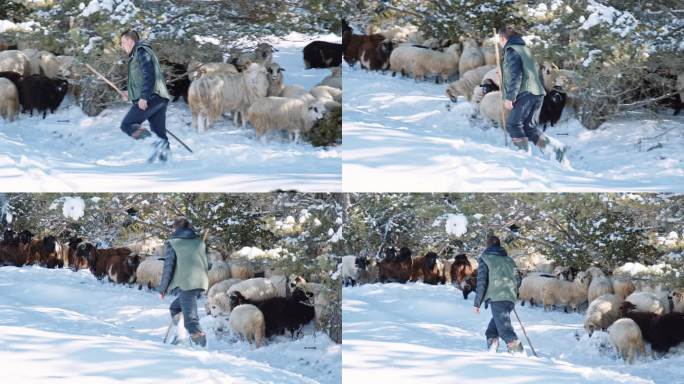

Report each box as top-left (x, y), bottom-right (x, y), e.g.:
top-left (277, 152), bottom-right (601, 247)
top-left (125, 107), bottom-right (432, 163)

top-left (588, 274), bottom-right (614, 304)
top-left (410, 252), bottom-right (445, 285)
top-left (623, 291), bottom-right (667, 315)
top-left (411, 44), bottom-right (462, 83)
top-left (246, 96), bottom-right (325, 143)
top-left (541, 271), bottom-right (591, 312)
top-left (584, 293), bottom-right (622, 337)
top-left (446, 64), bottom-right (495, 102)
top-left (378, 246), bottom-right (413, 283)
top-left (479, 91), bottom-right (509, 126)
top-left (188, 63), bottom-right (269, 132)
top-left (302, 41), bottom-right (342, 69)
top-left (359, 40), bottom-right (394, 71)
top-left (0, 50), bottom-right (31, 77)
top-left (208, 261), bottom-right (232, 290)
top-left (135, 257), bottom-right (164, 290)
top-left (19, 74), bottom-right (68, 118)
top-left (317, 67), bottom-right (341, 89)
top-left (608, 318), bottom-right (646, 364)
top-left (229, 304), bottom-right (266, 348)
top-left (0, 77), bottom-right (19, 122)
top-left (539, 87), bottom-right (567, 130)
top-left (458, 38), bottom-right (485, 76)
top-left (227, 277), bottom-right (278, 307)
top-left (611, 277), bottom-right (636, 302)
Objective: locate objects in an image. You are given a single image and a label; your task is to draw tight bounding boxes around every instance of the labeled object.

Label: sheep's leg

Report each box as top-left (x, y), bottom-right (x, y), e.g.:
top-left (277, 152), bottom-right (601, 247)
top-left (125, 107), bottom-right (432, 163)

top-left (191, 109), bottom-right (198, 130)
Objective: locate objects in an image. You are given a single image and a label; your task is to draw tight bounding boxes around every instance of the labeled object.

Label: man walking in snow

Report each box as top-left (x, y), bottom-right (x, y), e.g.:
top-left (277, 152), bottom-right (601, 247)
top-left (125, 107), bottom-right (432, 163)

top-left (159, 218), bottom-right (209, 347)
top-left (119, 30), bottom-right (172, 162)
top-left (472, 235), bottom-right (523, 354)
top-left (498, 25), bottom-right (567, 163)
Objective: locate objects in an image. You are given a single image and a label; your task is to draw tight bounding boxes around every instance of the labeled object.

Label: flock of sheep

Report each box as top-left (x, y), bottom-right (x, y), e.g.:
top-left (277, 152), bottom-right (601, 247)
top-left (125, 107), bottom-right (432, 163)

top-left (0, 228), bottom-right (334, 349)
top-left (0, 47), bottom-right (77, 121)
top-left (183, 40), bottom-right (341, 142)
top-left (341, 247), bottom-right (684, 364)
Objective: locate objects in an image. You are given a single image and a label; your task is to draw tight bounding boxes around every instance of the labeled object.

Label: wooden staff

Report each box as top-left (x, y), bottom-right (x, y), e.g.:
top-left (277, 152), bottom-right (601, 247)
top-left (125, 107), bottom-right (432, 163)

top-left (493, 28), bottom-right (509, 146)
top-left (513, 307), bottom-right (538, 357)
top-left (84, 63), bottom-right (194, 154)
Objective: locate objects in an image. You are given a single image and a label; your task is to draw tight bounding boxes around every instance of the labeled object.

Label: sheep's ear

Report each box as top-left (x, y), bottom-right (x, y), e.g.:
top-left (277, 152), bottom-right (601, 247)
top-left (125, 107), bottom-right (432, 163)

top-left (278, 68), bottom-right (285, 72)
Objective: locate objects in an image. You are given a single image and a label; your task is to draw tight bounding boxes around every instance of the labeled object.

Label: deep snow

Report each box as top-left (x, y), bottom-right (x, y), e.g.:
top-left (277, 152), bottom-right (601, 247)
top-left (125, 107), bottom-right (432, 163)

top-left (0, 266), bottom-right (341, 384)
top-left (0, 33), bottom-right (341, 192)
top-left (343, 282), bottom-right (684, 384)
top-left (342, 66), bottom-right (684, 192)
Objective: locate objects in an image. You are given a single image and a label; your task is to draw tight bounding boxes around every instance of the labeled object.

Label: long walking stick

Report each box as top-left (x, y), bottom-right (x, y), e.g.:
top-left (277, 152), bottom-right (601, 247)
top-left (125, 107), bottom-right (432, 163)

top-left (84, 63), bottom-right (194, 154)
top-left (492, 28), bottom-right (509, 146)
top-left (513, 307), bottom-right (538, 357)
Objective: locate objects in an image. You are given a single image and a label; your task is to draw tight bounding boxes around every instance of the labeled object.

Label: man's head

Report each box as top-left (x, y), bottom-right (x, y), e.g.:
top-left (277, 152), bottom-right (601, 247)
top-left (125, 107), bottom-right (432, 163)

top-left (497, 25), bottom-right (520, 47)
top-left (485, 235), bottom-right (501, 248)
top-left (173, 217), bottom-right (193, 232)
top-left (120, 30), bottom-right (140, 55)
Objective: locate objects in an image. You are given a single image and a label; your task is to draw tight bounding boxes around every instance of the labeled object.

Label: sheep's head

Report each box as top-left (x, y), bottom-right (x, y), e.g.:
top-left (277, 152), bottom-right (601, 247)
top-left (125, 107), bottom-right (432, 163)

top-left (77, 242), bottom-right (96, 263)
top-left (307, 101), bottom-right (325, 122)
top-left (2, 229), bottom-right (16, 243)
top-left (384, 247), bottom-right (397, 261)
top-left (355, 256), bottom-right (368, 270)
top-left (585, 323), bottom-right (596, 337)
top-left (574, 271), bottom-right (590, 288)
top-left (619, 301), bottom-right (637, 316)
top-left (18, 230), bottom-right (33, 244)
top-left (126, 254), bottom-right (141, 270)
top-left (210, 292), bottom-right (230, 317)
top-left (398, 247), bottom-right (412, 261)
top-left (446, 82), bottom-right (462, 103)
top-left (541, 61), bottom-right (559, 76)
top-left (480, 78), bottom-right (500, 95)
top-left (265, 63), bottom-right (284, 82)
top-left (292, 287), bottom-right (314, 304)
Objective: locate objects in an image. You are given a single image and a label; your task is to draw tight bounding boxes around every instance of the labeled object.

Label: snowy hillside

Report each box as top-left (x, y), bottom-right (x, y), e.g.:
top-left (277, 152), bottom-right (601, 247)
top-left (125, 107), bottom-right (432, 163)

top-left (343, 283), bottom-right (684, 384)
top-left (342, 67), bottom-right (684, 192)
top-left (0, 266), bottom-right (341, 384)
top-left (0, 33), bottom-right (341, 192)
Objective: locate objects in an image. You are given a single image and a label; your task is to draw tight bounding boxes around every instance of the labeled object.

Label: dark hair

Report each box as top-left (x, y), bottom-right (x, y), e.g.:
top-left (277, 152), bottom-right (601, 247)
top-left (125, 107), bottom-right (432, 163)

top-left (120, 30), bottom-right (140, 42)
top-left (486, 235), bottom-right (501, 247)
top-left (173, 217), bottom-right (192, 230)
top-left (497, 25), bottom-right (520, 39)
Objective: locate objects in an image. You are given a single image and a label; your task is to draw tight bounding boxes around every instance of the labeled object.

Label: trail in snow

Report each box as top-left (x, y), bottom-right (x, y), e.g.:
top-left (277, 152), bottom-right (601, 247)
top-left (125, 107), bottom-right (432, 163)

top-left (343, 282), bottom-right (683, 384)
top-left (342, 66), bottom-right (684, 192)
top-left (0, 266), bottom-right (340, 384)
top-left (0, 33), bottom-right (341, 192)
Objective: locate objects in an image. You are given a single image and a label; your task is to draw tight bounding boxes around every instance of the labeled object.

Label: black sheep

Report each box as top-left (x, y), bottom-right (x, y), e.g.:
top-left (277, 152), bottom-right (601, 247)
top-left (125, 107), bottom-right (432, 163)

top-left (161, 60), bottom-right (190, 103)
top-left (540, 87), bottom-right (567, 131)
top-left (303, 41), bottom-right (342, 69)
top-left (621, 307), bottom-right (684, 354)
top-left (397, 246), bottom-right (412, 263)
top-left (19, 74), bottom-right (68, 118)
top-left (231, 288), bottom-right (315, 339)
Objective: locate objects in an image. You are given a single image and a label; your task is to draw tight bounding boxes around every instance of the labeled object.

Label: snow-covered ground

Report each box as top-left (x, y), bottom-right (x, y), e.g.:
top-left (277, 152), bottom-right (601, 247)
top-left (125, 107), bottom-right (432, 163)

top-left (0, 266), bottom-right (340, 384)
top-left (342, 66), bottom-right (684, 192)
top-left (0, 33), bottom-right (341, 192)
top-left (343, 282), bottom-right (684, 384)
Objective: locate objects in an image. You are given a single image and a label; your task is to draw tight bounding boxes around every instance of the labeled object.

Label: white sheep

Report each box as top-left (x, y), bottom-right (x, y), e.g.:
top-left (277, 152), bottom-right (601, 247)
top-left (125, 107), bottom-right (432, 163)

top-left (188, 60), bottom-right (238, 81)
top-left (314, 286), bottom-right (333, 330)
top-left (411, 44), bottom-right (461, 83)
top-left (340, 255), bottom-right (359, 286)
top-left (586, 266), bottom-right (605, 279)
top-left (317, 67), bottom-right (341, 89)
top-left (309, 85), bottom-right (342, 103)
top-left (246, 96), bottom-right (325, 143)
top-left (671, 288), bottom-right (684, 312)
top-left (540, 62), bottom-right (580, 111)
top-left (279, 84), bottom-right (309, 98)
top-left (227, 277), bottom-right (278, 302)
top-left (588, 275), bottom-right (614, 303)
top-left (229, 304), bottom-right (266, 348)
top-left (459, 38), bottom-right (485, 76)
top-left (0, 50), bottom-right (31, 77)
top-left (624, 291), bottom-right (667, 315)
top-left (0, 78), bottom-right (19, 122)
top-left (519, 273), bottom-right (554, 306)
top-left (611, 276), bottom-right (636, 301)
top-left (229, 261), bottom-right (254, 280)
top-left (584, 293), bottom-right (622, 337)
top-left (479, 91), bottom-right (510, 126)
top-left (608, 318), bottom-right (646, 364)
top-left (481, 44), bottom-right (497, 66)
top-left (378, 25), bottom-right (418, 43)
top-left (208, 261), bottom-right (232, 290)
top-left (135, 257), bottom-right (164, 290)
top-left (206, 278), bottom-right (243, 315)
top-left (188, 63), bottom-right (269, 132)
top-left (446, 64), bottom-right (495, 102)
top-left (541, 271), bottom-right (591, 312)
top-left (265, 62), bottom-right (285, 96)
top-left (388, 43), bottom-right (418, 78)
top-left (471, 67), bottom-right (500, 104)
top-left (268, 274), bottom-right (288, 297)
top-left (35, 51), bottom-right (59, 78)
top-left (207, 278), bottom-right (243, 300)
top-left (239, 43), bottom-right (275, 67)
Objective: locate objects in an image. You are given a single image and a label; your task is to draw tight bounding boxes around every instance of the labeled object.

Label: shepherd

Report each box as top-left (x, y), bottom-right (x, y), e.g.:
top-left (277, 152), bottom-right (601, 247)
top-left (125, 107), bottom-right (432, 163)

top-left (158, 217), bottom-right (210, 347)
top-left (497, 25), bottom-right (567, 163)
top-left (472, 235), bottom-right (523, 354)
top-left (119, 30), bottom-right (173, 162)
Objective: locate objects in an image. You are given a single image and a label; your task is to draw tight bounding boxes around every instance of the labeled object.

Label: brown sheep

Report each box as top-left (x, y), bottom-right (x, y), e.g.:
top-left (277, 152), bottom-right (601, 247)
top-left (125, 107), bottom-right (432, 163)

top-left (342, 20), bottom-right (385, 67)
top-left (106, 252), bottom-right (142, 285)
top-left (410, 252), bottom-right (445, 285)
top-left (378, 246), bottom-right (413, 283)
top-left (85, 247), bottom-right (135, 281)
top-left (450, 254), bottom-right (478, 299)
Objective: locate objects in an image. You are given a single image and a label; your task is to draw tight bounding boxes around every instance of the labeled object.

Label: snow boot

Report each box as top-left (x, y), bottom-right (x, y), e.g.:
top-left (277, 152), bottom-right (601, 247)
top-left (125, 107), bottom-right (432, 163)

top-left (512, 137), bottom-right (530, 153)
top-left (131, 125), bottom-right (152, 140)
top-left (190, 331), bottom-right (207, 348)
top-left (507, 340), bottom-right (524, 355)
top-left (537, 135), bottom-right (567, 163)
top-left (487, 337), bottom-right (499, 353)
top-left (158, 140), bottom-right (171, 163)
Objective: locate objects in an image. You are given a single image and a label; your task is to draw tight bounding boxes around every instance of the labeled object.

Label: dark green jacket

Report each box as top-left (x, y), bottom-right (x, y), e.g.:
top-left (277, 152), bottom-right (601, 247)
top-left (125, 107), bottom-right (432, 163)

top-left (500, 35), bottom-right (545, 102)
top-left (474, 245), bottom-right (519, 308)
top-left (158, 227), bottom-right (209, 294)
top-left (127, 42), bottom-right (171, 102)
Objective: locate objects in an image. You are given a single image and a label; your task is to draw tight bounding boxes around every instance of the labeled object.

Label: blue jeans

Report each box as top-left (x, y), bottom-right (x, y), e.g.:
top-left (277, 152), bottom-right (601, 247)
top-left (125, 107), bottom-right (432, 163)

top-left (506, 92), bottom-right (543, 144)
top-left (169, 288), bottom-right (203, 334)
top-left (485, 300), bottom-right (519, 344)
top-left (120, 94), bottom-right (169, 140)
